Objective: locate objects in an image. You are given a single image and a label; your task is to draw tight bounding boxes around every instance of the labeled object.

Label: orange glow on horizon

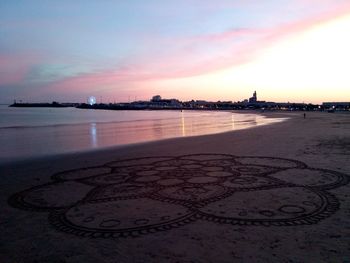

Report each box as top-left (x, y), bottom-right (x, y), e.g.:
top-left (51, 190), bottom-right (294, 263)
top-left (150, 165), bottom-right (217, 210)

top-left (149, 14), bottom-right (350, 104)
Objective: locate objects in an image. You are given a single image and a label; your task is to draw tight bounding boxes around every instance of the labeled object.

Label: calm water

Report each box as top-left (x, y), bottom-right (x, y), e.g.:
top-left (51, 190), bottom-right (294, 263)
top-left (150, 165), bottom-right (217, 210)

top-left (0, 105), bottom-right (285, 163)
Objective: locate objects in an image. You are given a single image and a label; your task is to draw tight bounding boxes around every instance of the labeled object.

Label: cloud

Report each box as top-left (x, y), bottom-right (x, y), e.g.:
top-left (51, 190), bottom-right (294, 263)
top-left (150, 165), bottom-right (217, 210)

top-left (0, 53), bottom-right (38, 85)
top-left (41, 5), bottom-right (349, 97)
top-left (2, 1), bottom-right (350, 103)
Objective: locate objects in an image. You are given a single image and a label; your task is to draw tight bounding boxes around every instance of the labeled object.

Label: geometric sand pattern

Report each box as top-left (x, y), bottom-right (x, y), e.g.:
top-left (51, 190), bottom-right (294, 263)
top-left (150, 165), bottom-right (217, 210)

top-left (8, 154), bottom-right (349, 238)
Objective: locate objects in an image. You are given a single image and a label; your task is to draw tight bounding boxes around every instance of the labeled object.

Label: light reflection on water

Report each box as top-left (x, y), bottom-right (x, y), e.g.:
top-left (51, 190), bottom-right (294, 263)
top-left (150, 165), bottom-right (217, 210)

top-left (0, 107), bottom-right (285, 162)
top-left (90, 123), bottom-right (97, 148)
top-left (181, 111), bottom-right (186, 136)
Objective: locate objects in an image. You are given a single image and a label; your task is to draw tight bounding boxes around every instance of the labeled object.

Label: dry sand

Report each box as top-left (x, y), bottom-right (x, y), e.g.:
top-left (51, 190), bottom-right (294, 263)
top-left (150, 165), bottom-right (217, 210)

top-left (1, 111), bottom-right (349, 262)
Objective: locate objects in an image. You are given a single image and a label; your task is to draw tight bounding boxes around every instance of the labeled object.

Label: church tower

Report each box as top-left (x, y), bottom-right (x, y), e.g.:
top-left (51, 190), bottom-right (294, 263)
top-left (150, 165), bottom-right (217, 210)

top-left (249, 91), bottom-right (257, 103)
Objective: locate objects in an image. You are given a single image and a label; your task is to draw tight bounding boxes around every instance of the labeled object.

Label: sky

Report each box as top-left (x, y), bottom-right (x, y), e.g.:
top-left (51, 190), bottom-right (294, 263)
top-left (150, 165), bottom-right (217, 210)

top-left (1, 0), bottom-right (350, 104)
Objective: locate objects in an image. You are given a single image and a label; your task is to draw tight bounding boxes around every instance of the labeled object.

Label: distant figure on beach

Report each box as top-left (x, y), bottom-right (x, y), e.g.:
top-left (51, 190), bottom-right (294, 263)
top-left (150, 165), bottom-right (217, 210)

top-left (303, 113), bottom-right (306, 119)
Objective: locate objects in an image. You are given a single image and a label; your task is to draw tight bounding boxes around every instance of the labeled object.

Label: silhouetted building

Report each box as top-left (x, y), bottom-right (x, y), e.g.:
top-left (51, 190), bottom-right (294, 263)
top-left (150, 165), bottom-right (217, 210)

top-left (150, 95), bottom-right (181, 108)
top-left (322, 102), bottom-right (350, 110)
top-left (249, 91), bottom-right (257, 103)
top-left (151, 95), bottom-right (162, 102)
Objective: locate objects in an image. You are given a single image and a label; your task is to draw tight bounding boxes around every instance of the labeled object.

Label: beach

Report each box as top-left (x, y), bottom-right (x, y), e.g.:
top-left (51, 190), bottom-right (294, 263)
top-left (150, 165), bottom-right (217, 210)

top-left (0, 107), bottom-right (283, 163)
top-left (1, 111), bottom-right (349, 262)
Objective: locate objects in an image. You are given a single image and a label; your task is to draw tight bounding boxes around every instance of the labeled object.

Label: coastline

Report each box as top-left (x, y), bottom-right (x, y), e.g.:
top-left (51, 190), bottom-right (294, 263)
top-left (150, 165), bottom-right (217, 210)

top-left (1, 111), bottom-right (349, 262)
top-left (0, 111), bottom-right (287, 166)
top-left (0, 110), bottom-right (285, 164)
top-left (2, 110), bottom-right (347, 173)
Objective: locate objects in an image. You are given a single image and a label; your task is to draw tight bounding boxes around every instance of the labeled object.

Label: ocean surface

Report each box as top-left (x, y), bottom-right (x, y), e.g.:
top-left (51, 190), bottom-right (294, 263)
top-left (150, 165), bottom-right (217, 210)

top-left (0, 105), bottom-right (285, 163)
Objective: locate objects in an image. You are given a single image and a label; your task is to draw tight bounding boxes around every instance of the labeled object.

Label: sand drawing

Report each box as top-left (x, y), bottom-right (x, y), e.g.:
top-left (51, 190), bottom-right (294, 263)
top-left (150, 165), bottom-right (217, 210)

top-left (9, 154), bottom-right (349, 238)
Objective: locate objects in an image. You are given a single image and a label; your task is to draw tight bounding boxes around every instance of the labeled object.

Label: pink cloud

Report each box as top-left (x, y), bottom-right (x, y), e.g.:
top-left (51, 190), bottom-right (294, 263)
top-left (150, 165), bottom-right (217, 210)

top-left (0, 53), bottom-right (42, 85)
top-left (44, 4), bottom-right (350, 97)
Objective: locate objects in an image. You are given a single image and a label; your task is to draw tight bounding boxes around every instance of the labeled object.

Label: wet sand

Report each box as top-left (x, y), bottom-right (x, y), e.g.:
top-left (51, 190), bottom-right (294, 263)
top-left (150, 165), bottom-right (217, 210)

top-left (1, 111), bottom-right (349, 262)
top-left (0, 110), bottom-right (283, 163)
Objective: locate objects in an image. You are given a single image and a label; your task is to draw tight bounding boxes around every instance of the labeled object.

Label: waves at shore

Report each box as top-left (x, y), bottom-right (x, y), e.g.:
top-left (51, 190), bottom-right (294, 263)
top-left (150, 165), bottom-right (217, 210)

top-left (0, 106), bottom-right (285, 163)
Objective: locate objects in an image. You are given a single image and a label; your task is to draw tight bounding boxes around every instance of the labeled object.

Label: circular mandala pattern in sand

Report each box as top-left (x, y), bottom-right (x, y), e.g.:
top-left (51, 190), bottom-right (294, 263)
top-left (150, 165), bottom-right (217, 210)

top-left (8, 154), bottom-right (349, 238)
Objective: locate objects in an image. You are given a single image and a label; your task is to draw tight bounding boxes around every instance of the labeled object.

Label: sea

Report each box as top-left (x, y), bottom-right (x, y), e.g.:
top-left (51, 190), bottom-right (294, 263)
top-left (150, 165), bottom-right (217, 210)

top-left (0, 105), bottom-right (285, 163)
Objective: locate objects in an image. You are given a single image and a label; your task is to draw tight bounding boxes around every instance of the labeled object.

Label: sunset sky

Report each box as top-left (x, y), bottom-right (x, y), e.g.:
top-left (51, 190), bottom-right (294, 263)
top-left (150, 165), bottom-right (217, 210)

top-left (1, 0), bottom-right (350, 104)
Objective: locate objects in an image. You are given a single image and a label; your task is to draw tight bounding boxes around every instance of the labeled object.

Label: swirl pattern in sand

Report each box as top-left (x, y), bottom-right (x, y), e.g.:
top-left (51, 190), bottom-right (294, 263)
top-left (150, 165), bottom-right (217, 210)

top-left (8, 154), bottom-right (349, 238)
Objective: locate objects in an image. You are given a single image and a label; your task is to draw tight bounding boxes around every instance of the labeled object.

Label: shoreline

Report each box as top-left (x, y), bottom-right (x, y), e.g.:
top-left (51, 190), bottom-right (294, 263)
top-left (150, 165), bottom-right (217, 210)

top-left (1, 110), bottom-right (349, 262)
top-left (0, 111), bottom-right (287, 165)
top-left (0, 108), bottom-right (267, 129)
top-left (0, 110), bottom-right (341, 170)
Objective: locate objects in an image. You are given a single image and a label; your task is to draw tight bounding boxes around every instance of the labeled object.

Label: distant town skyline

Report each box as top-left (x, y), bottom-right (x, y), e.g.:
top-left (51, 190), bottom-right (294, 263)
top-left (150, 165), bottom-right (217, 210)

top-left (1, 1), bottom-right (350, 104)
